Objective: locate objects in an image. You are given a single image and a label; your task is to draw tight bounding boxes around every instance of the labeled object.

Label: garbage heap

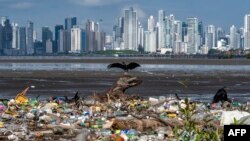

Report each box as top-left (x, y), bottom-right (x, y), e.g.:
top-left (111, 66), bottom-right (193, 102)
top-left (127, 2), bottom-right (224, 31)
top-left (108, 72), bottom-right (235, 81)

top-left (0, 73), bottom-right (250, 141)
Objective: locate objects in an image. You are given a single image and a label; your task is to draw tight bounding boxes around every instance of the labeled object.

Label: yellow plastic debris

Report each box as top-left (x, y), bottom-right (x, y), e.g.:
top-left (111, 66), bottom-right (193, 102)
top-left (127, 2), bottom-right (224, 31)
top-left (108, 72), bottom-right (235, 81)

top-left (15, 87), bottom-right (29, 105)
top-left (168, 113), bottom-right (177, 118)
top-left (5, 109), bottom-right (19, 117)
top-left (0, 122), bottom-right (4, 128)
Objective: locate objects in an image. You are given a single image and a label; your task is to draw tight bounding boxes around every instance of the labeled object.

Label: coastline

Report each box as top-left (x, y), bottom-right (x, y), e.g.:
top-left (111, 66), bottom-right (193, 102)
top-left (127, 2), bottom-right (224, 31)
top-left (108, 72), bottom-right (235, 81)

top-left (0, 56), bottom-right (250, 65)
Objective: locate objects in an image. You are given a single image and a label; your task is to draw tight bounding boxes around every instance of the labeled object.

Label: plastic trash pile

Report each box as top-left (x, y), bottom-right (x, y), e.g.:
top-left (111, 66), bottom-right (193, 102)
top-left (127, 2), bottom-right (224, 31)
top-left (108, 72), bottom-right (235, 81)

top-left (1, 87), bottom-right (250, 141)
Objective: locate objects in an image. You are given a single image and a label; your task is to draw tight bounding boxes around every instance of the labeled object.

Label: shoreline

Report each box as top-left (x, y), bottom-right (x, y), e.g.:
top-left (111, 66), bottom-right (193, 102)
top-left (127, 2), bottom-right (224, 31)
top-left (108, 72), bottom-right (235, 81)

top-left (0, 70), bottom-right (250, 102)
top-left (0, 57), bottom-right (250, 65)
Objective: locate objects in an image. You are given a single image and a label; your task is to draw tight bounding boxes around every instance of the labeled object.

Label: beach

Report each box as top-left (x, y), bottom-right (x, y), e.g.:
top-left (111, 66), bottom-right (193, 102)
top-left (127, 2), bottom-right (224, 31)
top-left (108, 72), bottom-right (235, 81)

top-left (0, 57), bottom-right (250, 102)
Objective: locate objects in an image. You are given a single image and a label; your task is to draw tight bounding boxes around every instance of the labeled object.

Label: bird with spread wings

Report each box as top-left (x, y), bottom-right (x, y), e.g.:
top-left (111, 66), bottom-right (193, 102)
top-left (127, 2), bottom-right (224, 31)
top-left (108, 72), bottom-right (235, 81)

top-left (107, 62), bottom-right (141, 72)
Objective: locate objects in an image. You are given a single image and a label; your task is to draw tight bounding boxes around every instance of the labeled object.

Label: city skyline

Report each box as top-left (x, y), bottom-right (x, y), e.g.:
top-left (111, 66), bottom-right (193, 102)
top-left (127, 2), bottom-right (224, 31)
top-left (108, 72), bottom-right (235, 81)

top-left (1, 0), bottom-right (250, 38)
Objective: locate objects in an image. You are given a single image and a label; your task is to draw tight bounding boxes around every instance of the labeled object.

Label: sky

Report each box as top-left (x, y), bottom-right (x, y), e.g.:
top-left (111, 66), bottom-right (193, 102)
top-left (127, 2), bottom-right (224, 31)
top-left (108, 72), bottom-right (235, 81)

top-left (0, 0), bottom-right (250, 39)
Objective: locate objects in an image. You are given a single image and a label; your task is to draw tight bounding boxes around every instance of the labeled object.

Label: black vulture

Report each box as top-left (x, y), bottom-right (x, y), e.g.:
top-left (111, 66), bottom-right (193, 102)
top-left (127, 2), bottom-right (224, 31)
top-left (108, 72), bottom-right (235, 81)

top-left (212, 86), bottom-right (230, 103)
top-left (107, 62), bottom-right (140, 72)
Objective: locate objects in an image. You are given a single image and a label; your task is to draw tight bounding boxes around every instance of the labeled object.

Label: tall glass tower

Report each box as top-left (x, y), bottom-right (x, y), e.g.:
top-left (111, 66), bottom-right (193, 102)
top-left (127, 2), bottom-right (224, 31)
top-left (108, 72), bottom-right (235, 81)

top-left (26, 21), bottom-right (34, 55)
top-left (187, 17), bottom-right (199, 54)
top-left (124, 7), bottom-right (137, 50)
top-left (244, 14), bottom-right (250, 50)
top-left (158, 10), bottom-right (166, 49)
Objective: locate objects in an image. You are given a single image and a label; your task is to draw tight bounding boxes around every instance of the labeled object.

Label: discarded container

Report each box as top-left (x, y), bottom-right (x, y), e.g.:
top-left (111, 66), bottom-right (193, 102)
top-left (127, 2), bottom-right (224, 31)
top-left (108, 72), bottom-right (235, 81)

top-left (168, 113), bottom-right (177, 118)
top-left (0, 122), bottom-right (4, 128)
top-left (15, 87), bottom-right (29, 105)
top-left (220, 110), bottom-right (250, 126)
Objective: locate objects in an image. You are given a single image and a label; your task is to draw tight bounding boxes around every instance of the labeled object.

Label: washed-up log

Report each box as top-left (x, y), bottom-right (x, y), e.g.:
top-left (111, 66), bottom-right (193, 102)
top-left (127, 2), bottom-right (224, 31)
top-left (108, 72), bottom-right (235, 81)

top-left (93, 73), bottom-right (142, 103)
top-left (109, 118), bottom-right (164, 132)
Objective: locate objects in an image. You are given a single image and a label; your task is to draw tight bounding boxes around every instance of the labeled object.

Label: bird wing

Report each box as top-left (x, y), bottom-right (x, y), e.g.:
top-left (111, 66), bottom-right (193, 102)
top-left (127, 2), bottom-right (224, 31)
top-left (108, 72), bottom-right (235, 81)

top-left (127, 62), bottom-right (141, 70)
top-left (107, 63), bottom-right (126, 70)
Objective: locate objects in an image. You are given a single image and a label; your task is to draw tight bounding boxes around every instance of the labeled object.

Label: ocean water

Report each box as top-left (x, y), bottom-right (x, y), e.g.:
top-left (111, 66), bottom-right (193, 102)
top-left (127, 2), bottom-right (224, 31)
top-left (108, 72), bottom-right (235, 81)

top-left (0, 63), bottom-right (250, 72)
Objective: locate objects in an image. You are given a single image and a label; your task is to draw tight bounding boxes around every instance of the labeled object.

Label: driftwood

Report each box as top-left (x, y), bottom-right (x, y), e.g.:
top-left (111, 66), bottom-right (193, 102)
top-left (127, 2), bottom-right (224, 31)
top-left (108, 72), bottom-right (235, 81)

top-left (93, 73), bottom-right (142, 103)
top-left (110, 118), bottom-right (164, 132)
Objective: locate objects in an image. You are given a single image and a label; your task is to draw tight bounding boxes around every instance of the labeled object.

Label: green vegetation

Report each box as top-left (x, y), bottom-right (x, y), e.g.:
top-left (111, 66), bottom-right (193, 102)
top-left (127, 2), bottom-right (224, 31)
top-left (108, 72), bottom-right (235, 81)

top-left (94, 50), bottom-right (140, 55)
top-left (173, 98), bottom-right (223, 141)
top-left (246, 53), bottom-right (250, 59)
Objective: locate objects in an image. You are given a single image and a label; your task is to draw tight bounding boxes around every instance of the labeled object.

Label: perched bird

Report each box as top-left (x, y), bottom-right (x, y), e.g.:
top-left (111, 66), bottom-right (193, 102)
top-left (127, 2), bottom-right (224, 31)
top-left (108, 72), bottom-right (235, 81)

top-left (107, 62), bottom-right (141, 72)
top-left (212, 86), bottom-right (230, 103)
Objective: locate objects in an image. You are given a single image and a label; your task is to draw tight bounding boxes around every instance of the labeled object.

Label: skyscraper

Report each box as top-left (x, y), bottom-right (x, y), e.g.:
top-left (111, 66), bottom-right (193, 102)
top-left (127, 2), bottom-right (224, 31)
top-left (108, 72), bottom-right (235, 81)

top-left (0, 16), bottom-right (7, 26)
top-left (144, 16), bottom-right (156, 53)
top-left (198, 21), bottom-right (205, 46)
top-left (187, 17), bottom-right (199, 54)
top-left (148, 16), bottom-right (155, 32)
top-left (86, 20), bottom-right (97, 52)
top-left (124, 7), bottom-right (137, 50)
top-left (54, 25), bottom-right (63, 53)
top-left (71, 26), bottom-right (83, 53)
top-left (65, 17), bottom-right (77, 52)
top-left (58, 29), bottom-right (67, 53)
top-left (244, 14), bottom-right (250, 50)
top-left (85, 20), bottom-right (105, 52)
top-left (18, 27), bottom-right (26, 51)
top-left (42, 27), bottom-right (53, 52)
top-left (230, 25), bottom-right (240, 49)
top-left (65, 17), bottom-right (77, 31)
top-left (0, 24), bottom-right (3, 53)
top-left (205, 25), bottom-right (216, 49)
top-left (158, 10), bottom-right (165, 49)
top-left (3, 19), bottom-right (12, 49)
top-left (46, 39), bottom-right (53, 54)
top-left (137, 23), bottom-right (144, 50)
top-left (26, 21), bottom-right (34, 55)
top-left (12, 23), bottom-right (19, 49)
top-left (174, 20), bottom-right (182, 42)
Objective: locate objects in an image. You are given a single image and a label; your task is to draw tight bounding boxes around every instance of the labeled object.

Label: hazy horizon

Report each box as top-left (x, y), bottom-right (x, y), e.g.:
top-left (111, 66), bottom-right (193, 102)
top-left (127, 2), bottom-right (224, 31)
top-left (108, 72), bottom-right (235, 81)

top-left (1, 0), bottom-right (250, 38)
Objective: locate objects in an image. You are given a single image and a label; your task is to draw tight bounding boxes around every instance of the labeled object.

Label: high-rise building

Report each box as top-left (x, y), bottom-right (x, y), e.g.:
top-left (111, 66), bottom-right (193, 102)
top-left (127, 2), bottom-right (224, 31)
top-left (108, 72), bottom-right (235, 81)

top-left (0, 24), bottom-right (3, 53)
top-left (65, 17), bottom-right (77, 52)
top-left (124, 7), bottom-right (138, 50)
top-left (144, 31), bottom-right (156, 53)
top-left (230, 25), bottom-right (240, 49)
top-left (46, 39), bottom-right (53, 53)
top-left (33, 30), bottom-right (37, 42)
top-left (182, 22), bottom-right (188, 42)
top-left (137, 23), bottom-right (144, 50)
top-left (186, 17), bottom-right (199, 54)
top-left (58, 29), bottom-right (67, 53)
top-left (198, 21), bottom-right (205, 46)
top-left (85, 20), bottom-right (105, 52)
top-left (148, 16), bottom-right (155, 32)
top-left (174, 20), bottom-right (182, 42)
top-left (0, 16), bottom-right (7, 26)
top-left (118, 17), bottom-right (124, 35)
top-left (54, 25), bottom-right (63, 53)
top-left (26, 21), bottom-right (34, 55)
top-left (86, 20), bottom-right (97, 52)
top-left (144, 16), bottom-right (157, 53)
top-left (3, 19), bottom-right (12, 49)
top-left (216, 27), bottom-right (225, 40)
top-left (12, 23), bottom-right (18, 49)
top-left (42, 27), bottom-right (53, 52)
top-left (65, 17), bottom-right (77, 31)
top-left (244, 14), bottom-right (250, 50)
top-left (18, 27), bottom-right (26, 51)
top-left (158, 10), bottom-right (165, 49)
top-left (205, 25), bottom-right (216, 49)
top-left (71, 26), bottom-right (84, 53)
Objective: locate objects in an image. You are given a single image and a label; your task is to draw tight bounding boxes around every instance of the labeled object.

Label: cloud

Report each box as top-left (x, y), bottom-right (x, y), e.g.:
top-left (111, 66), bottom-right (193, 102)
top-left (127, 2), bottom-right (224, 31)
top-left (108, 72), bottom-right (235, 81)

top-left (10, 2), bottom-right (33, 9)
top-left (69, 0), bottom-right (129, 7)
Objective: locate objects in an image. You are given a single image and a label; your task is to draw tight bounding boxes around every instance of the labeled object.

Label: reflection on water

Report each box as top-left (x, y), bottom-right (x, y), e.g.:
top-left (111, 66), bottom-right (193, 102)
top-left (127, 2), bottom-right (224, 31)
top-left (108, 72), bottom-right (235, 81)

top-left (0, 63), bottom-right (250, 72)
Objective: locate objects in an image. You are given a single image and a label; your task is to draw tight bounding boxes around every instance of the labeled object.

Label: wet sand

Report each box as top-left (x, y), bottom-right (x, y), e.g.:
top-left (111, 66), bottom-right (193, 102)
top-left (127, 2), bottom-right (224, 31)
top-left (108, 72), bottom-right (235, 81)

top-left (0, 70), bottom-right (250, 102)
top-left (0, 58), bottom-right (250, 65)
